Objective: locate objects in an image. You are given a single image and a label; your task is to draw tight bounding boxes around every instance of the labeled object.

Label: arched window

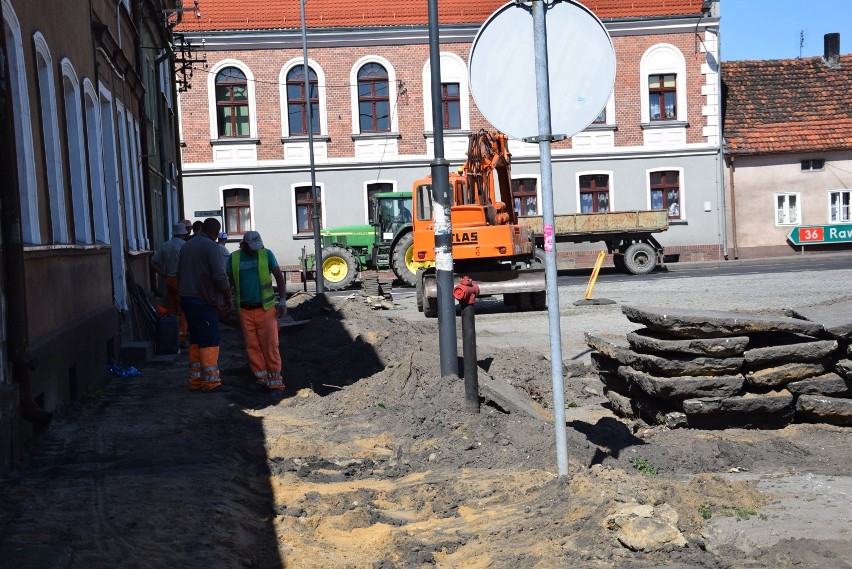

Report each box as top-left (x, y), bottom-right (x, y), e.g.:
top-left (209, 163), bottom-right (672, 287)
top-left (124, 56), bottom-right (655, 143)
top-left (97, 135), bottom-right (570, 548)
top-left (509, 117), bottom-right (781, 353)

top-left (286, 65), bottom-right (319, 136)
top-left (215, 66), bottom-right (249, 138)
top-left (61, 59), bottom-right (92, 244)
top-left (357, 63), bottom-right (390, 133)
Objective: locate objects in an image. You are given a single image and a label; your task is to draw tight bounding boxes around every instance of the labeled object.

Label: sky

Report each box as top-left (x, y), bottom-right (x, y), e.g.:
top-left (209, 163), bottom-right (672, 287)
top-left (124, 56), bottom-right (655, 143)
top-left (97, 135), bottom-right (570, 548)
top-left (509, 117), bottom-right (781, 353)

top-left (721, 0), bottom-right (852, 61)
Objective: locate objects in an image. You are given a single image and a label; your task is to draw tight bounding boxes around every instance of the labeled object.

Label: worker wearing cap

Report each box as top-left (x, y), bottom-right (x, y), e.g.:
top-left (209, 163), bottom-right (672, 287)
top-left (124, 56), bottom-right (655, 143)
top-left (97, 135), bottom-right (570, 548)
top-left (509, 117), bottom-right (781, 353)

top-left (227, 231), bottom-right (287, 391)
top-left (150, 222), bottom-right (189, 343)
top-left (217, 232), bottom-right (230, 266)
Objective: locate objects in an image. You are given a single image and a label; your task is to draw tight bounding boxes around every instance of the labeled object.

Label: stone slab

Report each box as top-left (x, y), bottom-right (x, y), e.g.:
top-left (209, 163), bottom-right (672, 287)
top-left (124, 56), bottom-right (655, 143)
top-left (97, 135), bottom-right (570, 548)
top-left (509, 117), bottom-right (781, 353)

top-left (618, 366), bottom-right (744, 400)
top-left (682, 390), bottom-right (794, 415)
top-left (743, 339), bottom-right (838, 366)
top-left (835, 359), bottom-right (852, 380)
top-left (685, 407), bottom-right (795, 430)
top-left (745, 360), bottom-right (829, 387)
top-left (603, 387), bottom-right (686, 428)
top-left (796, 394), bottom-right (852, 426)
top-left (790, 299), bottom-right (852, 340)
top-left (787, 373), bottom-right (852, 397)
top-left (627, 329), bottom-right (749, 357)
top-left (622, 305), bottom-right (824, 339)
top-left (586, 333), bottom-right (743, 377)
top-left (479, 373), bottom-right (552, 422)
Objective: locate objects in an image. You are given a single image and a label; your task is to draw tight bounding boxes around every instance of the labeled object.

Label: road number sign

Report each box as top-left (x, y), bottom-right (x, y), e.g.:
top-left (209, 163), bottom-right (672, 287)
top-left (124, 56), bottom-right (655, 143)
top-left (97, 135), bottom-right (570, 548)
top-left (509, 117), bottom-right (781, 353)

top-left (788, 224), bottom-right (852, 245)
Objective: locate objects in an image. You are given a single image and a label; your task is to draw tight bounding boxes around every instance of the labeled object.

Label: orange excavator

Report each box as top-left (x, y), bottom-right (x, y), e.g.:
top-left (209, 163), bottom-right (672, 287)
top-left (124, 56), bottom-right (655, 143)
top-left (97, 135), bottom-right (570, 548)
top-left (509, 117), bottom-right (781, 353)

top-left (411, 130), bottom-right (547, 317)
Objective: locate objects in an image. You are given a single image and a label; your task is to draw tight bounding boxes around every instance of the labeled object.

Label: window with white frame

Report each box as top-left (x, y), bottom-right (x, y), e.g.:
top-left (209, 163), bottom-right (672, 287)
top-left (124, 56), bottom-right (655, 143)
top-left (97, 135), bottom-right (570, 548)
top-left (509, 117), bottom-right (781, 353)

top-left (286, 65), bottom-right (319, 136)
top-left (357, 63), bottom-right (390, 133)
top-left (802, 158), bottom-right (825, 172)
top-left (223, 187), bottom-right (252, 235)
top-left (83, 79), bottom-right (109, 243)
top-left (207, 60), bottom-right (257, 141)
top-left (34, 32), bottom-right (69, 243)
top-left (294, 185), bottom-right (322, 234)
top-left (115, 101), bottom-right (139, 250)
top-left (829, 190), bottom-right (851, 223)
top-left (3, 2), bottom-right (39, 243)
top-left (639, 44), bottom-right (687, 124)
top-left (61, 60), bottom-right (92, 243)
top-left (422, 53), bottom-right (470, 132)
top-left (775, 193), bottom-right (800, 226)
top-left (650, 170), bottom-right (682, 219)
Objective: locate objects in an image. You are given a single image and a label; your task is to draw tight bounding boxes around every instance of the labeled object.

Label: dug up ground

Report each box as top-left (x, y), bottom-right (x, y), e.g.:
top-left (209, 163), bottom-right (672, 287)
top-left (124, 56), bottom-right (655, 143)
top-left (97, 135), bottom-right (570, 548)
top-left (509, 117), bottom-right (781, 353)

top-left (0, 292), bottom-right (850, 569)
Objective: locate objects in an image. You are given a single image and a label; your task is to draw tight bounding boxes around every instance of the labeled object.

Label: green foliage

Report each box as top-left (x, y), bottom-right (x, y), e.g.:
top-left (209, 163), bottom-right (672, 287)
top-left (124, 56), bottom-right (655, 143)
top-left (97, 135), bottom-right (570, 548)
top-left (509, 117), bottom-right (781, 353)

top-left (629, 457), bottom-right (658, 476)
top-left (376, 402), bottom-right (387, 409)
top-left (698, 504), bottom-right (712, 520)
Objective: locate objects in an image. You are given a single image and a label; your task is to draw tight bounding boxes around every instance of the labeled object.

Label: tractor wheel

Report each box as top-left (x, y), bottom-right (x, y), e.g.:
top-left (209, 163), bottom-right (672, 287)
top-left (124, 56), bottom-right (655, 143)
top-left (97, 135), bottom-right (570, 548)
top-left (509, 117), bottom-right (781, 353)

top-left (391, 232), bottom-right (418, 287)
top-left (423, 294), bottom-right (438, 318)
top-left (623, 242), bottom-right (657, 275)
top-left (321, 246), bottom-right (358, 290)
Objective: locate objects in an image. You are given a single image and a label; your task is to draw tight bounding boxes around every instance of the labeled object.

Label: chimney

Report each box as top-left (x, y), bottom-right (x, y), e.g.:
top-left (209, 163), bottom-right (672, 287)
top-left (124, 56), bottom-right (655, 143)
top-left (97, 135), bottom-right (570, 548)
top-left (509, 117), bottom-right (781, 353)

top-left (824, 33), bottom-right (840, 66)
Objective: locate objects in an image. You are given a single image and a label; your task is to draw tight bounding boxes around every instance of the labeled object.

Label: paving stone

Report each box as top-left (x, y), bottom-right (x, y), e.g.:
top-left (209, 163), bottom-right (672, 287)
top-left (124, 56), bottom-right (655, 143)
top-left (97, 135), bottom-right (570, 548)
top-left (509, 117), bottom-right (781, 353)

top-left (796, 394), bottom-right (852, 426)
top-left (836, 359), bottom-right (852, 380)
top-left (790, 299), bottom-right (852, 340)
top-left (682, 390), bottom-right (794, 415)
top-left (743, 339), bottom-right (838, 366)
top-left (618, 366), bottom-right (744, 400)
top-left (787, 373), bottom-right (852, 396)
top-left (603, 387), bottom-right (684, 427)
top-left (586, 333), bottom-right (743, 377)
top-left (745, 360), bottom-right (829, 387)
top-left (627, 329), bottom-right (749, 357)
top-left (622, 305), bottom-right (824, 339)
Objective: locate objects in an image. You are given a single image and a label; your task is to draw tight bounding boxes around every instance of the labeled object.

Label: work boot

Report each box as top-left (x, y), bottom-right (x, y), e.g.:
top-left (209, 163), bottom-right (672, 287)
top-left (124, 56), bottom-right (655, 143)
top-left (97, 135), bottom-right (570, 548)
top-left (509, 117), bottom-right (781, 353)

top-left (188, 344), bottom-right (202, 390)
top-left (198, 346), bottom-right (222, 391)
top-left (253, 370), bottom-right (269, 386)
top-left (264, 371), bottom-right (285, 391)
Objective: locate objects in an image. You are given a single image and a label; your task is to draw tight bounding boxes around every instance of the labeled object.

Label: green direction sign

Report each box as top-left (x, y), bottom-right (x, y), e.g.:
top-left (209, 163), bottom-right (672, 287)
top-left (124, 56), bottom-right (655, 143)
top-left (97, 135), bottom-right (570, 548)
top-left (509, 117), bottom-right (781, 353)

top-left (788, 224), bottom-right (852, 246)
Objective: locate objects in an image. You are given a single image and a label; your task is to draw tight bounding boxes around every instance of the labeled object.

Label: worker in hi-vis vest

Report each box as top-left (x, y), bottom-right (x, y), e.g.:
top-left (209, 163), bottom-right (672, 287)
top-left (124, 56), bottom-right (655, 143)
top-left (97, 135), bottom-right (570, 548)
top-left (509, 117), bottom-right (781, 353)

top-left (227, 231), bottom-right (288, 391)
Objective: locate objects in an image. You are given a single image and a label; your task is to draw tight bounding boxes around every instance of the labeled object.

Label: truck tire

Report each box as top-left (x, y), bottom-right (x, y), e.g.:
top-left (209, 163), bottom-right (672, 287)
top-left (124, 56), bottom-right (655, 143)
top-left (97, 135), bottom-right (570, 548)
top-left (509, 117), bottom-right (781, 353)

top-left (613, 252), bottom-right (627, 273)
top-left (415, 269), bottom-right (425, 312)
top-left (391, 232), bottom-right (418, 287)
top-left (623, 242), bottom-right (657, 275)
top-left (321, 246), bottom-right (358, 290)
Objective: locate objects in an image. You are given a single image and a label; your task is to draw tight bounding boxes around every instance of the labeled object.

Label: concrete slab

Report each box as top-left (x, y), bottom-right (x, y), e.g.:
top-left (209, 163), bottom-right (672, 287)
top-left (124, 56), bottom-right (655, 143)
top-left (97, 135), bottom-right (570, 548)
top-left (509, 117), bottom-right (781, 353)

top-left (479, 373), bottom-right (552, 422)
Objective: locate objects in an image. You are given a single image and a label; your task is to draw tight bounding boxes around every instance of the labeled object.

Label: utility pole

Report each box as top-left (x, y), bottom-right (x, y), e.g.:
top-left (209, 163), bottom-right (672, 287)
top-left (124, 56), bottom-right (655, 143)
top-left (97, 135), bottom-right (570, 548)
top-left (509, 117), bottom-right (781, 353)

top-left (427, 0), bottom-right (458, 378)
top-left (301, 0), bottom-right (323, 293)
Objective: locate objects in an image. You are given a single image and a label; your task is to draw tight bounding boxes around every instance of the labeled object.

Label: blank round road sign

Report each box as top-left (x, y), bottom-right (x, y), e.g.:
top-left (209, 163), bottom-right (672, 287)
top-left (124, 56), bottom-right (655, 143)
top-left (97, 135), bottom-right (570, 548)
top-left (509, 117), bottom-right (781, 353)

top-left (469, 1), bottom-right (616, 140)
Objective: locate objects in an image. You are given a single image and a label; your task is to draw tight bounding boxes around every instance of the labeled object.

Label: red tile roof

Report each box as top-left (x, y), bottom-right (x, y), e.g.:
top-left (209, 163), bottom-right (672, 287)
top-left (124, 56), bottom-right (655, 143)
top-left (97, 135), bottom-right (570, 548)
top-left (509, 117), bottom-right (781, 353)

top-left (723, 56), bottom-right (852, 155)
top-left (177, 0), bottom-right (704, 32)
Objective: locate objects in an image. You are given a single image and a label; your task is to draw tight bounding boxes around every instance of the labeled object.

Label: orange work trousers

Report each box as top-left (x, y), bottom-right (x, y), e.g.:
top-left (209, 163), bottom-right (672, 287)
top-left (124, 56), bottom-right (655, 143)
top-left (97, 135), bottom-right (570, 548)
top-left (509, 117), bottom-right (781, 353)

top-left (164, 276), bottom-right (188, 341)
top-left (239, 307), bottom-right (282, 377)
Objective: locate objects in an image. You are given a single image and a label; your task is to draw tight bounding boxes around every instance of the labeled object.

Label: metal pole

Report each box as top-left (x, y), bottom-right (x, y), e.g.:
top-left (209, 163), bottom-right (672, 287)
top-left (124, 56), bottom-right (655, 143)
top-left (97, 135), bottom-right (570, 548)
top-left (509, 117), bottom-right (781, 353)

top-left (301, 0), bottom-right (324, 294)
top-left (427, 0), bottom-right (458, 378)
top-left (532, 0), bottom-right (568, 477)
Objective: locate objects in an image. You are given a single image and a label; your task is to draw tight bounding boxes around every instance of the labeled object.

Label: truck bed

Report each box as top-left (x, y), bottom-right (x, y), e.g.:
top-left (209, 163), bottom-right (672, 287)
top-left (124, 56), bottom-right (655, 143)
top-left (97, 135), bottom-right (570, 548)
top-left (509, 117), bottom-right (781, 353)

top-left (516, 210), bottom-right (668, 243)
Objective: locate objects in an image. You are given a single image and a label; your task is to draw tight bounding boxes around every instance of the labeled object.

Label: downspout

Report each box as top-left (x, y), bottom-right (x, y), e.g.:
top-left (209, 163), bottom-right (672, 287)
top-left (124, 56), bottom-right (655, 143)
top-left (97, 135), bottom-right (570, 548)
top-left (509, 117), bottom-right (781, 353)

top-left (713, 15), bottom-right (728, 260)
top-left (729, 154), bottom-right (738, 259)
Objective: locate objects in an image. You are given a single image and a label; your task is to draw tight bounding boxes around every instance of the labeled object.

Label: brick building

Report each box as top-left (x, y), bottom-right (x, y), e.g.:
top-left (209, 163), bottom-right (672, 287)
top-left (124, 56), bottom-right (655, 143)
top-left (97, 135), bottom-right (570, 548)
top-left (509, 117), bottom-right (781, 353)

top-left (177, 0), bottom-right (725, 270)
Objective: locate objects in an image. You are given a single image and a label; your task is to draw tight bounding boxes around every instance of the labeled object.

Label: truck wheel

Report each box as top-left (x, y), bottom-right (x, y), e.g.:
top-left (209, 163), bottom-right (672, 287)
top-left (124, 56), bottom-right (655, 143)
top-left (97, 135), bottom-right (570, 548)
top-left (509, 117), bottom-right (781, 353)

top-left (321, 246), bottom-right (358, 290)
top-left (415, 269), bottom-right (425, 312)
top-left (391, 232), bottom-right (418, 287)
top-left (613, 253), bottom-right (627, 273)
top-left (623, 242), bottom-right (657, 275)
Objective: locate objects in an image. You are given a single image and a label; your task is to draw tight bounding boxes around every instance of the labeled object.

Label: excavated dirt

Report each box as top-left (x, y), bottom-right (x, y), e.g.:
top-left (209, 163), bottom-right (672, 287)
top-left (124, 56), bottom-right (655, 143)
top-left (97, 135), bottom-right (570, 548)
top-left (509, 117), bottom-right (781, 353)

top-left (0, 292), bottom-right (850, 568)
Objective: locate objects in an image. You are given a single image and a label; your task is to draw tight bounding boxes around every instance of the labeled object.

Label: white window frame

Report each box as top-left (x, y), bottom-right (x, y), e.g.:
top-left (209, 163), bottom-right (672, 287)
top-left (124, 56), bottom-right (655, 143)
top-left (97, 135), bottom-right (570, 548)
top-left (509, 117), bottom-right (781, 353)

top-left (99, 82), bottom-right (127, 309)
top-left (349, 55), bottom-right (398, 135)
top-left (576, 170), bottom-right (615, 214)
top-left (646, 167), bottom-right (686, 221)
top-left (115, 100), bottom-right (138, 250)
top-left (639, 44), bottom-right (687, 123)
top-left (291, 182), bottom-right (326, 236)
top-left (207, 59), bottom-right (258, 140)
top-left (364, 180), bottom-right (397, 224)
top-left (131, 117), bottom-right (148, 250)
top-left (775, 192), bottom-right (801, 226)
top-left (83, 78), bottom-right (109, 243)
top-left (279, 57), bottom-right (328, 138)
top-left (828, 190), bottom-right (851, 224)
top-left (219, 184), bottom-right (255, 235)
top-left (421, 52), bottom-right (470, 132)
top-left (34, 31), bottom-right (69, 243)
top-left (61, 58), bottom-right (92, 244)
top-left (3, 0), bottom-right (39, 243)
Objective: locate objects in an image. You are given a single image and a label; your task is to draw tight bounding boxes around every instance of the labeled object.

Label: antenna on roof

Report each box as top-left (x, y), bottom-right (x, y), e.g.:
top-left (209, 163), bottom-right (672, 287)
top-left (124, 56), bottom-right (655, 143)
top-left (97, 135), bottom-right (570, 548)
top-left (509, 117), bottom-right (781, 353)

top-left (799, 29), bottom-right (806, 59)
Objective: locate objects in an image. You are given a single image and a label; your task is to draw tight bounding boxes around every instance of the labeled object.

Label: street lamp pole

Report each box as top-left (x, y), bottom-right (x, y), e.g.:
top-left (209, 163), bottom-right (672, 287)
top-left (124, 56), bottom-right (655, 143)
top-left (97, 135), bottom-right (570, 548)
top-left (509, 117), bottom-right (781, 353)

top-left (300, 0), bottom-right (323, 293)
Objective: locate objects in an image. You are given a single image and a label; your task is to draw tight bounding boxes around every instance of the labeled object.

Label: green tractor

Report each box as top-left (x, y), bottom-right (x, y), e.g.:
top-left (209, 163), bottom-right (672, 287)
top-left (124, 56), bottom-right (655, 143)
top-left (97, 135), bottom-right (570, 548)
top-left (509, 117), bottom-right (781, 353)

top-left (319, 191), bottom-right (430, 291)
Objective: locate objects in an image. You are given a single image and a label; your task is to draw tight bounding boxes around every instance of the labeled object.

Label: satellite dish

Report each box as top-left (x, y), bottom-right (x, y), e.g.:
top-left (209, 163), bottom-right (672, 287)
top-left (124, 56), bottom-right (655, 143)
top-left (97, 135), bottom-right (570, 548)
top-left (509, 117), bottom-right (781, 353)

top-left (469, 1), bottom-right (616, 141)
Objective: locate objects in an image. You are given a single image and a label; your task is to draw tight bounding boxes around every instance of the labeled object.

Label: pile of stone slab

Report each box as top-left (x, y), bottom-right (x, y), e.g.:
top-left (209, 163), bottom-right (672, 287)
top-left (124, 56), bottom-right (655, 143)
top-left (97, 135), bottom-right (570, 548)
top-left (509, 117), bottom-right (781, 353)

top-left (586, 303), bottom-right (852, 429)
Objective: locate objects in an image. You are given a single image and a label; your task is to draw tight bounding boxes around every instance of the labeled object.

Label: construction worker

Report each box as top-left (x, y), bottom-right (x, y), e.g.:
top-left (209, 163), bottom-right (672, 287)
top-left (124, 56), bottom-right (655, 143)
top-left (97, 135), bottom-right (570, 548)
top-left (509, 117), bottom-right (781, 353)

top-left (227, 231), bottom-right (287, 391)
top-left (177, 218), bottom-right (233, 392)
top-left (150, 222), bottom-right (189, 344)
